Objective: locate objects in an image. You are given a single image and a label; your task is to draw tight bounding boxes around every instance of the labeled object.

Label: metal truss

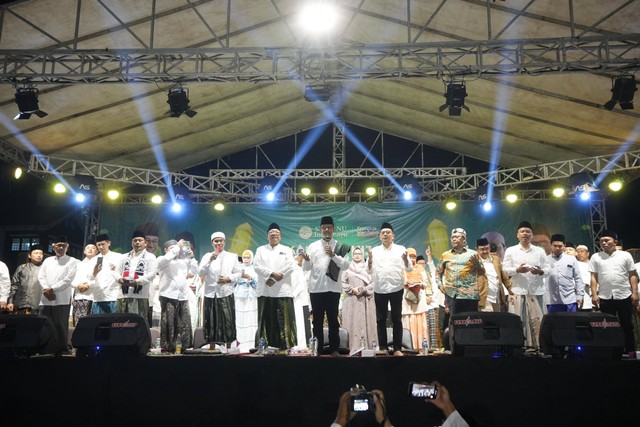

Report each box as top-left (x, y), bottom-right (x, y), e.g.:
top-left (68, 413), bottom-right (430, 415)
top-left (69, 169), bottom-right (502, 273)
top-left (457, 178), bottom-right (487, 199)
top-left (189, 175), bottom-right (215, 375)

top-left (2, 34), bottom-right (639, 84)
top-left (0, 138), bottom-right (31, 166)
top-left (589, 198), bottom-right (608, 253)
top-left (25, 149), bottom-right (640, 203)
top-left (418, 150), bottom-right (640, 197)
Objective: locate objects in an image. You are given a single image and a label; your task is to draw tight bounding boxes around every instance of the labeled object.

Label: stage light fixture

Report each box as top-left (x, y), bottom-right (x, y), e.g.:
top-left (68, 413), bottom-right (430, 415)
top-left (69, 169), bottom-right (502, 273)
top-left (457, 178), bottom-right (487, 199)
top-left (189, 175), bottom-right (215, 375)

top-left (569, 172), bottom-right (597, 197)
top-left (604, 75), bottom-right (637, 110)
top-left (304, 85), bottom-right (332, 102)
top-left (299, 2), bottom-right (338, 34)
top-left (445, 200), bottom-right (457, 211)
top-left (482, 201), bottom-right (493, 212)
top-left (365, 186), bottom-right (377, 196)
top-left (151, 194), bottom-right (163, 204)
top-left (260, 177), bottom-right (278, 202)
top-left (551, 184), bottom-right (565, 198)
top-left (607, 177), bottom-right (623, 192)
top-left (14, 167), bottom-right (23, 179)
top-left (13, 87), bottom-right (48, 120)
top-left (579, 191), bottom-right (591, 201)
top-left (328, 185), bottom-right (339, 195)
top-left (439, 81), bottom-right (470, 116)
top-left (75, 193), bottom-right (87, 203)
top-left (213, 201), bottom-right (225, 211)
top-left (171, 202), bottom-right (183, 213)
top-left (53, 183), bottom-right (66, 194)
top-left (397, 173), bottom-right (420, 201)
top-left (300, 185), bottom-right (312, 196)
top-left (106, 189), bottom-right (120, 200)
top-left (505, 192), bottom-right (518, 204)
top-left (167, 86), bottom-right (197, 118)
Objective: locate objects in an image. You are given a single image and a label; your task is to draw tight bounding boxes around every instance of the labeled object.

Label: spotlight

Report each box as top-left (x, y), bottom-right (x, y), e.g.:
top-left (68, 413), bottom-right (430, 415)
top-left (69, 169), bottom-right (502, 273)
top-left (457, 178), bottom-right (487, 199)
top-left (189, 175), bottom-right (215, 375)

top-left (299, 2), bottom-right (338, 34)
top-left (579, 191), bottom-right (591, 201)
top-left (328, 185), bottom-right (339, 195)
top-left (608, 178), bottom-right (623, 192)
top-left (551, 186), bottom-right (565, 198)
top-left (304, 85), bottom-right (331, 102)
top-left (53, 183), bottom-right (66, 193)
top-left (365, 186), bottom-right (377, 196)
top-left (14, 167), bottom-right (23, 179)
top-left (439, 81), bottom-right (470, 116)
top-left (151, 194), bottom-right (163, 204)
top-left (300, 186), bottom-right (312, 196)
top-left (482, 201), bottom-right (492, 212)
top-left (167, 86), bottom-right (197, 118)
top-left (604, 76), bottom-right (637, 110)
top-left (505, 192), bottom-right (518, 204)
top-left (403, 190), bottom-right (413, 201)
top-left (75, 193), bottom-right (87, 203)
top-left (569, 172), bottom-right (597, 196)
top-left (398, 173), bottom-right (420, 201)
top-left (13, 87), bottom-right (48, 120)
top-left (213, 201), bottom-right (225, 211)
top-left (171, 202), bottom-right (183, 212)
top-left (106, 189), bottom-right (120, 200)
top-left (445, 200), bottom-right (457, 211)
top-left (261, 177), bottom-right (278, 201)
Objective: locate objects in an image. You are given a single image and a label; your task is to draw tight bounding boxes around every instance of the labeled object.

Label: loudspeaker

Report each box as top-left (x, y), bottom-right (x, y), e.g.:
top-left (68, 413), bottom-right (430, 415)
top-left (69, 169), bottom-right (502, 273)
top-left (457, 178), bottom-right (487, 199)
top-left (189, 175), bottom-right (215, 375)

top-left (0, 315), bottom-right (58, 358)
top-left (450, 311), bottom-right (524, 357)
top-left (540, 312), bottom-right (625, 360)
top-left (72, 313), bottom-right (150, 358)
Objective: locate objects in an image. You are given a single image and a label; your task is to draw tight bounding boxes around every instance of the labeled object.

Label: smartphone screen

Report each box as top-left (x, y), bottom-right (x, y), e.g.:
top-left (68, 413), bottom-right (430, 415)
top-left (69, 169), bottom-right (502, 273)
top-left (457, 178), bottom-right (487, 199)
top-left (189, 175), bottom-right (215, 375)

top-left (409, 382), bottom-right (437, 399)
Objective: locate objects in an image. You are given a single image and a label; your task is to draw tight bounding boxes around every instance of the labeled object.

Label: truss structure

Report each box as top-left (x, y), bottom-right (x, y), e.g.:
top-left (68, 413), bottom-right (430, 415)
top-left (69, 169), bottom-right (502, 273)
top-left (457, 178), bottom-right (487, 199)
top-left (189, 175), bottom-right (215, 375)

top-left (24, 149), bottom-right (640, 203)
top-left (2, 34), bottom-right (639, 84)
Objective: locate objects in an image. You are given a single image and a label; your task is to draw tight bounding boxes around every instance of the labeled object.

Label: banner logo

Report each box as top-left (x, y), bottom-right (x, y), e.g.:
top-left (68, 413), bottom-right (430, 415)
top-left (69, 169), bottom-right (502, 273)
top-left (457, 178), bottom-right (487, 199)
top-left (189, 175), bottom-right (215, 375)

top-left (111, 321), bottom-right (138, 328)
top-left (589, 319), bottom-right (620, 328)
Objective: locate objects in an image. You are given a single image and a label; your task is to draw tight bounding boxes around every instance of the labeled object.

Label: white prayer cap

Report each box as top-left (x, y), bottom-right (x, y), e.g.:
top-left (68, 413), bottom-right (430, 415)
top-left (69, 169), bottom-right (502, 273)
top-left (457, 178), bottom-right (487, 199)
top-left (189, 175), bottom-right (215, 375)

top-left (210, 232), bottom-right (226, 241)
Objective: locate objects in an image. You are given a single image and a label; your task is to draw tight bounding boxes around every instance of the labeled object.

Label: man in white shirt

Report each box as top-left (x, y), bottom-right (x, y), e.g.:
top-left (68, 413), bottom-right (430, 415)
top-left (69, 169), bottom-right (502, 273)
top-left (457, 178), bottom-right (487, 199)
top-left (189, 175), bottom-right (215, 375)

top-left (589, 230), bottom-right (638, 356)
top-left (253, 223), bottom-right (298, 349)
top-left (546, 234), bottom-right (584, 313)
top-left (117, 230), bottom-right (158, 323)
top-left (575, 244), bottom-right (592, 311)
top-left (198, 231), bottom-right (242, 347)
top-left (91, 234), bottom-right (122, 314)
top-left (71, 242), bottom-right (98, 325)
top-left (38, 235), bottom-right (79, 354)
top-left (367, 222), bottom-right (411, 356)
top-left (0, 259), bottom-right (11, 313)
top-left (302, 216), bottom-right (351, 356)
top-left (157, 239), bottom-right (198, 353)
top-left (503, 221), bottom-right (550, 349)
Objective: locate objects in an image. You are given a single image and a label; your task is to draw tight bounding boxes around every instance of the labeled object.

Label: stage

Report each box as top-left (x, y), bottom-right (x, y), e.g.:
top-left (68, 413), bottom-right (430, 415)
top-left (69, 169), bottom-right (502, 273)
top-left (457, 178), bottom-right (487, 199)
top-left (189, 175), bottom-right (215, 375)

top-left (2, 353), bottom-right (637, 426)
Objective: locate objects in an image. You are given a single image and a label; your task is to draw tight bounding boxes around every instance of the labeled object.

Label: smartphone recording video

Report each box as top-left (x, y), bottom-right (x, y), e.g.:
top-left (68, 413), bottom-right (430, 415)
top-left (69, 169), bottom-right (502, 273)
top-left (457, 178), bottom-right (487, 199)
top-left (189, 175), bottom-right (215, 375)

top-left (409, 382), bottom-right (437, 399)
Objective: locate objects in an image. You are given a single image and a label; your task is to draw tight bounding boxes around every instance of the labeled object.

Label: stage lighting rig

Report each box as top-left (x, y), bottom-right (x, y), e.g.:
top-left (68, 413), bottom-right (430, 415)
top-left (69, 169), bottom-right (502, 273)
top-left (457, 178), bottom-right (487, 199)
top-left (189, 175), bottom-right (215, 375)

top-left (13, 84), bottom-right (48, 120)
top-left (439, 81), bottom-right (470, 116)
top-left (604, 75), bottom-right (637, 110)
top-left (304, 85), bottom-right (331, 102)
top-left (167, 85), bottom-right (197, 118)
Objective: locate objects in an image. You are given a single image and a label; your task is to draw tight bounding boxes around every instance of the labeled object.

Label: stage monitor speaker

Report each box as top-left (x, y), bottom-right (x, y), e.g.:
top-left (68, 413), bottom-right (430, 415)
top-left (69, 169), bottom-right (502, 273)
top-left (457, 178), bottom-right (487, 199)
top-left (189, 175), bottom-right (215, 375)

top-left (540, 312), bottom-right (624, 360)
top-left (72, 313), bottom-right (150, 358)
top-left (450, 311), bottom-right (524, 357)
top-left (0, 314), bottom-right (58, 358)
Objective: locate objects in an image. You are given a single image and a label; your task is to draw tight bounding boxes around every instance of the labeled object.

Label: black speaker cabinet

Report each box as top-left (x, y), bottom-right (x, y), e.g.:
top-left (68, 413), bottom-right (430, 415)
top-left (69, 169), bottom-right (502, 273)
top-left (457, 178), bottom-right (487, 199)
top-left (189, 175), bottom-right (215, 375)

top-left (72, 313), bottom-right (150, 358)
top-left (450, 311), bottom-right (524, 357)
top-left (540, 312), bottom-right (625, 360)
top-left (0, 314), bottom-right (58, 358)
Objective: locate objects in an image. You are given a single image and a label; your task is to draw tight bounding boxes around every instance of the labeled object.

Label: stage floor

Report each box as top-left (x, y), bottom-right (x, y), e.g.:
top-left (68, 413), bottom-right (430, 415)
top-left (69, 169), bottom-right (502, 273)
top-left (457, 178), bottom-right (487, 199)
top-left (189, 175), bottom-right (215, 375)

top-left (2, 353), bottom-right (638, 427)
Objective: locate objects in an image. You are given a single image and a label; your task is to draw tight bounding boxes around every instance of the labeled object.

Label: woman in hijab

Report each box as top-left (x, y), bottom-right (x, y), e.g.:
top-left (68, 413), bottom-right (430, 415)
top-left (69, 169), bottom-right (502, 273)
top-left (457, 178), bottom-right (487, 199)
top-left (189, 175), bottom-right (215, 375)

top-left (341, 247), bottom-right (377, 353)
top-left (235, 249), bottom-right (258, 352)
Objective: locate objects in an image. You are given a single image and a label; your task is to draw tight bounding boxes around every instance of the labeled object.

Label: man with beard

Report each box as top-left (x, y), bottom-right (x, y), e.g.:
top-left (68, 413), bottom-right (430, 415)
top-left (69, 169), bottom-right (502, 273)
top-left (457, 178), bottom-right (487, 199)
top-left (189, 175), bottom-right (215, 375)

top-left (546, 234), bottom-right (584, 313)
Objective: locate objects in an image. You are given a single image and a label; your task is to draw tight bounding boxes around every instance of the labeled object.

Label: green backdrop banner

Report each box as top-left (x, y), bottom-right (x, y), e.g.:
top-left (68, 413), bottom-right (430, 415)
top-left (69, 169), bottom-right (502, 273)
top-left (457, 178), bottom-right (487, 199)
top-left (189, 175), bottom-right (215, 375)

top-left (99, 201), bottom-right (592, 260)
